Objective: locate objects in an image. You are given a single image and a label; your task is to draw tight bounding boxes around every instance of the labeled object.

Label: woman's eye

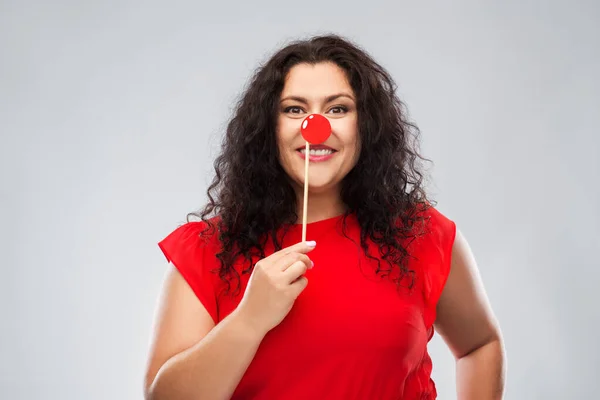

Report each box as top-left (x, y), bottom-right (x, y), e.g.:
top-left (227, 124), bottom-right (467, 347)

top-left (284, 106), bottom-right (303, 114)
top-left (329, 106), bottom-right (348, 114)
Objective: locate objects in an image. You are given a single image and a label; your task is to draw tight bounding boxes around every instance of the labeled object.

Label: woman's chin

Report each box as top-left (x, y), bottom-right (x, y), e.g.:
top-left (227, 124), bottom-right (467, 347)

top-left (289, 169), bottom-right (341, 194)
top-left (302, 179), bottom-right (338, 194)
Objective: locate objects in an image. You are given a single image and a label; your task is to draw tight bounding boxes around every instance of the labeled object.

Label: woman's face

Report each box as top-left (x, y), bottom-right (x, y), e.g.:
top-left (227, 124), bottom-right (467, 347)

top-left (276, 62), bottom-right (359, 195)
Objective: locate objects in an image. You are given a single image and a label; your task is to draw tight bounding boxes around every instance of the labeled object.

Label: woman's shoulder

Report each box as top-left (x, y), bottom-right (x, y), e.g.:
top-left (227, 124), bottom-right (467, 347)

top-left (410, 203), bottom-right (457, 325)
top-left (415, 202), bottom-right (456, 237)
top-left (159, 215), bottom-right (223, 254)
top-left (157, 217), bottom-right (223, 323)
top-left (406, 203), bottom-right (457, 273)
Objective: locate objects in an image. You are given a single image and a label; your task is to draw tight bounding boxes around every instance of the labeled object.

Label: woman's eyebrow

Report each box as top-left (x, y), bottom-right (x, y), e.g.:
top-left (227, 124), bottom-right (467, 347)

top-left (280, 93), bottom-right (355, 104)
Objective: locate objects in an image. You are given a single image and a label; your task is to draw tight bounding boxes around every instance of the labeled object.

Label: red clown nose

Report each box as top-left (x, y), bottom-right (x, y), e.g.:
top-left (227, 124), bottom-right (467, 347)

top-left (301, 114), bottom-right (331, 144)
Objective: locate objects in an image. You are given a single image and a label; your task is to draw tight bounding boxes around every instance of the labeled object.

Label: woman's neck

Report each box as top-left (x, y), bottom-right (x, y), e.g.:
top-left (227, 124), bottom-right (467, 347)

top-left (294, 187), bottom-right (347, 224)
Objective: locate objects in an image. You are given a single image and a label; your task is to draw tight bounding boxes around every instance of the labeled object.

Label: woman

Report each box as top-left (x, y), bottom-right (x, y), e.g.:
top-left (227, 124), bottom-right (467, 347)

top-left (144, 34), bottom-right (505, 399)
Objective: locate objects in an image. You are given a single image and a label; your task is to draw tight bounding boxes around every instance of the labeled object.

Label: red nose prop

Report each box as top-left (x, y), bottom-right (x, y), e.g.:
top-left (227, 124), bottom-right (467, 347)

top-left (301, 114), bottom-right (331, 144)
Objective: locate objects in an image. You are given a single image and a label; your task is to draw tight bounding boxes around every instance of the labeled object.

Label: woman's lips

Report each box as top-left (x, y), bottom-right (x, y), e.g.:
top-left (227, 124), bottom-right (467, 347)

top-left (296, 149), bottom-right (337, 162)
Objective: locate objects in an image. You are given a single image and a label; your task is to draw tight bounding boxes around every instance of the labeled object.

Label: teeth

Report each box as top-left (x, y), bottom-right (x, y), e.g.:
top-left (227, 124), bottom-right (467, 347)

top-left (300, 149), bottom-right (334, 156)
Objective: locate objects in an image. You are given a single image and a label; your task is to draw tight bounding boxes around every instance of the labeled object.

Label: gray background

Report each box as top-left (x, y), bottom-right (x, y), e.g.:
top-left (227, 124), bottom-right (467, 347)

top-left (1, 1), bottom-right (598, 399)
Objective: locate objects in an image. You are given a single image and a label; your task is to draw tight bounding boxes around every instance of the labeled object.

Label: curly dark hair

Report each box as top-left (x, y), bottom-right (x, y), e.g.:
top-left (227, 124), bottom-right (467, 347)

top-left (187, 33), bottom-right (434, 297)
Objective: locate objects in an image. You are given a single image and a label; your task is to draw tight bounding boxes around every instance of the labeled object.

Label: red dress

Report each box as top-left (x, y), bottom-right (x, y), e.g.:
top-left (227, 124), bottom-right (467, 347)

top-left (158, 207), bottom-right (456, 399)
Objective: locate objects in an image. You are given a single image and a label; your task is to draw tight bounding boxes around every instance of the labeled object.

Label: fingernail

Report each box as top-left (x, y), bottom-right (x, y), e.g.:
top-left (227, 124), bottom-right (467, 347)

top-left (306, 241), bottom-right (316, 247)
top-left (311, 261), bottom-right (315, 268)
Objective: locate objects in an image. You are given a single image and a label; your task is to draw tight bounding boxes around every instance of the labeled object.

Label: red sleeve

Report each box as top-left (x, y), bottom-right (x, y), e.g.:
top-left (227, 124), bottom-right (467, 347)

top-left (421, 206), bottom-right (457, 329)
top-left (158, 221), bottom-right (219, 323)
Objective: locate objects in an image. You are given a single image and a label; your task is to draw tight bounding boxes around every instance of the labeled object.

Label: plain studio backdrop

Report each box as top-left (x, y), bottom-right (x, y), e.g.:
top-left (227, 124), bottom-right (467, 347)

top-left (1, 1), bottom-right (598, 399)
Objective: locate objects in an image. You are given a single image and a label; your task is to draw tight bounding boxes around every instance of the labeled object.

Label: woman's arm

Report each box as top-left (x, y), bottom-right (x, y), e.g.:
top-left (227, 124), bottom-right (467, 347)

top-left (144, 266), bottom-right (264, 400)
top-left (434, 229), bottom-right (507, 399)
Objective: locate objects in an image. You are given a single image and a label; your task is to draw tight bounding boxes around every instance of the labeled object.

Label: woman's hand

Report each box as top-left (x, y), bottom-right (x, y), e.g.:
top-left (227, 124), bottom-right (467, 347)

top-left (236, 240), bottom-right (316, 336)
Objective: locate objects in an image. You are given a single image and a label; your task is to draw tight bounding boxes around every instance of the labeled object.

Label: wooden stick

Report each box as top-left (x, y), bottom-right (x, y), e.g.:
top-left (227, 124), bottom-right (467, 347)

top-left (302, 141), bottom-right (309, 242)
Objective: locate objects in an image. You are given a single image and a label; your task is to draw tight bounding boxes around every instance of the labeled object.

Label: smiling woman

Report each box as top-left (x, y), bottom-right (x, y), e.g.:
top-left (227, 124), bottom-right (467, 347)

top-left (145, 34), bottom-right (505, 400)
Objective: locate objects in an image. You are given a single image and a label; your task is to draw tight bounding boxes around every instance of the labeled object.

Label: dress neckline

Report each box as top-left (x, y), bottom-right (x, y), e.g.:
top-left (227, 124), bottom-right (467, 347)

top-left (284, 212), bottom-right (357, 237)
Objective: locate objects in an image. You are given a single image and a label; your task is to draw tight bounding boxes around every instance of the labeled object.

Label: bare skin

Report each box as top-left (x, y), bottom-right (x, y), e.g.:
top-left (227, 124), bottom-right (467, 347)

top-left (435, 229), bottom-right (506, 399)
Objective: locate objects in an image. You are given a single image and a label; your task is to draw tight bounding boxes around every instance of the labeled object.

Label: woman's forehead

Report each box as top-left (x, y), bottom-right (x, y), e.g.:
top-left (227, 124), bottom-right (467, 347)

top-left (281, 62), bottom-right (353, 98)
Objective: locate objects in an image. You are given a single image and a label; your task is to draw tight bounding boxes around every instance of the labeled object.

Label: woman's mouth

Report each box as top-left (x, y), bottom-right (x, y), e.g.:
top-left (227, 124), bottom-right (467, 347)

top-left (296, 148), bottom-right (337, 162)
